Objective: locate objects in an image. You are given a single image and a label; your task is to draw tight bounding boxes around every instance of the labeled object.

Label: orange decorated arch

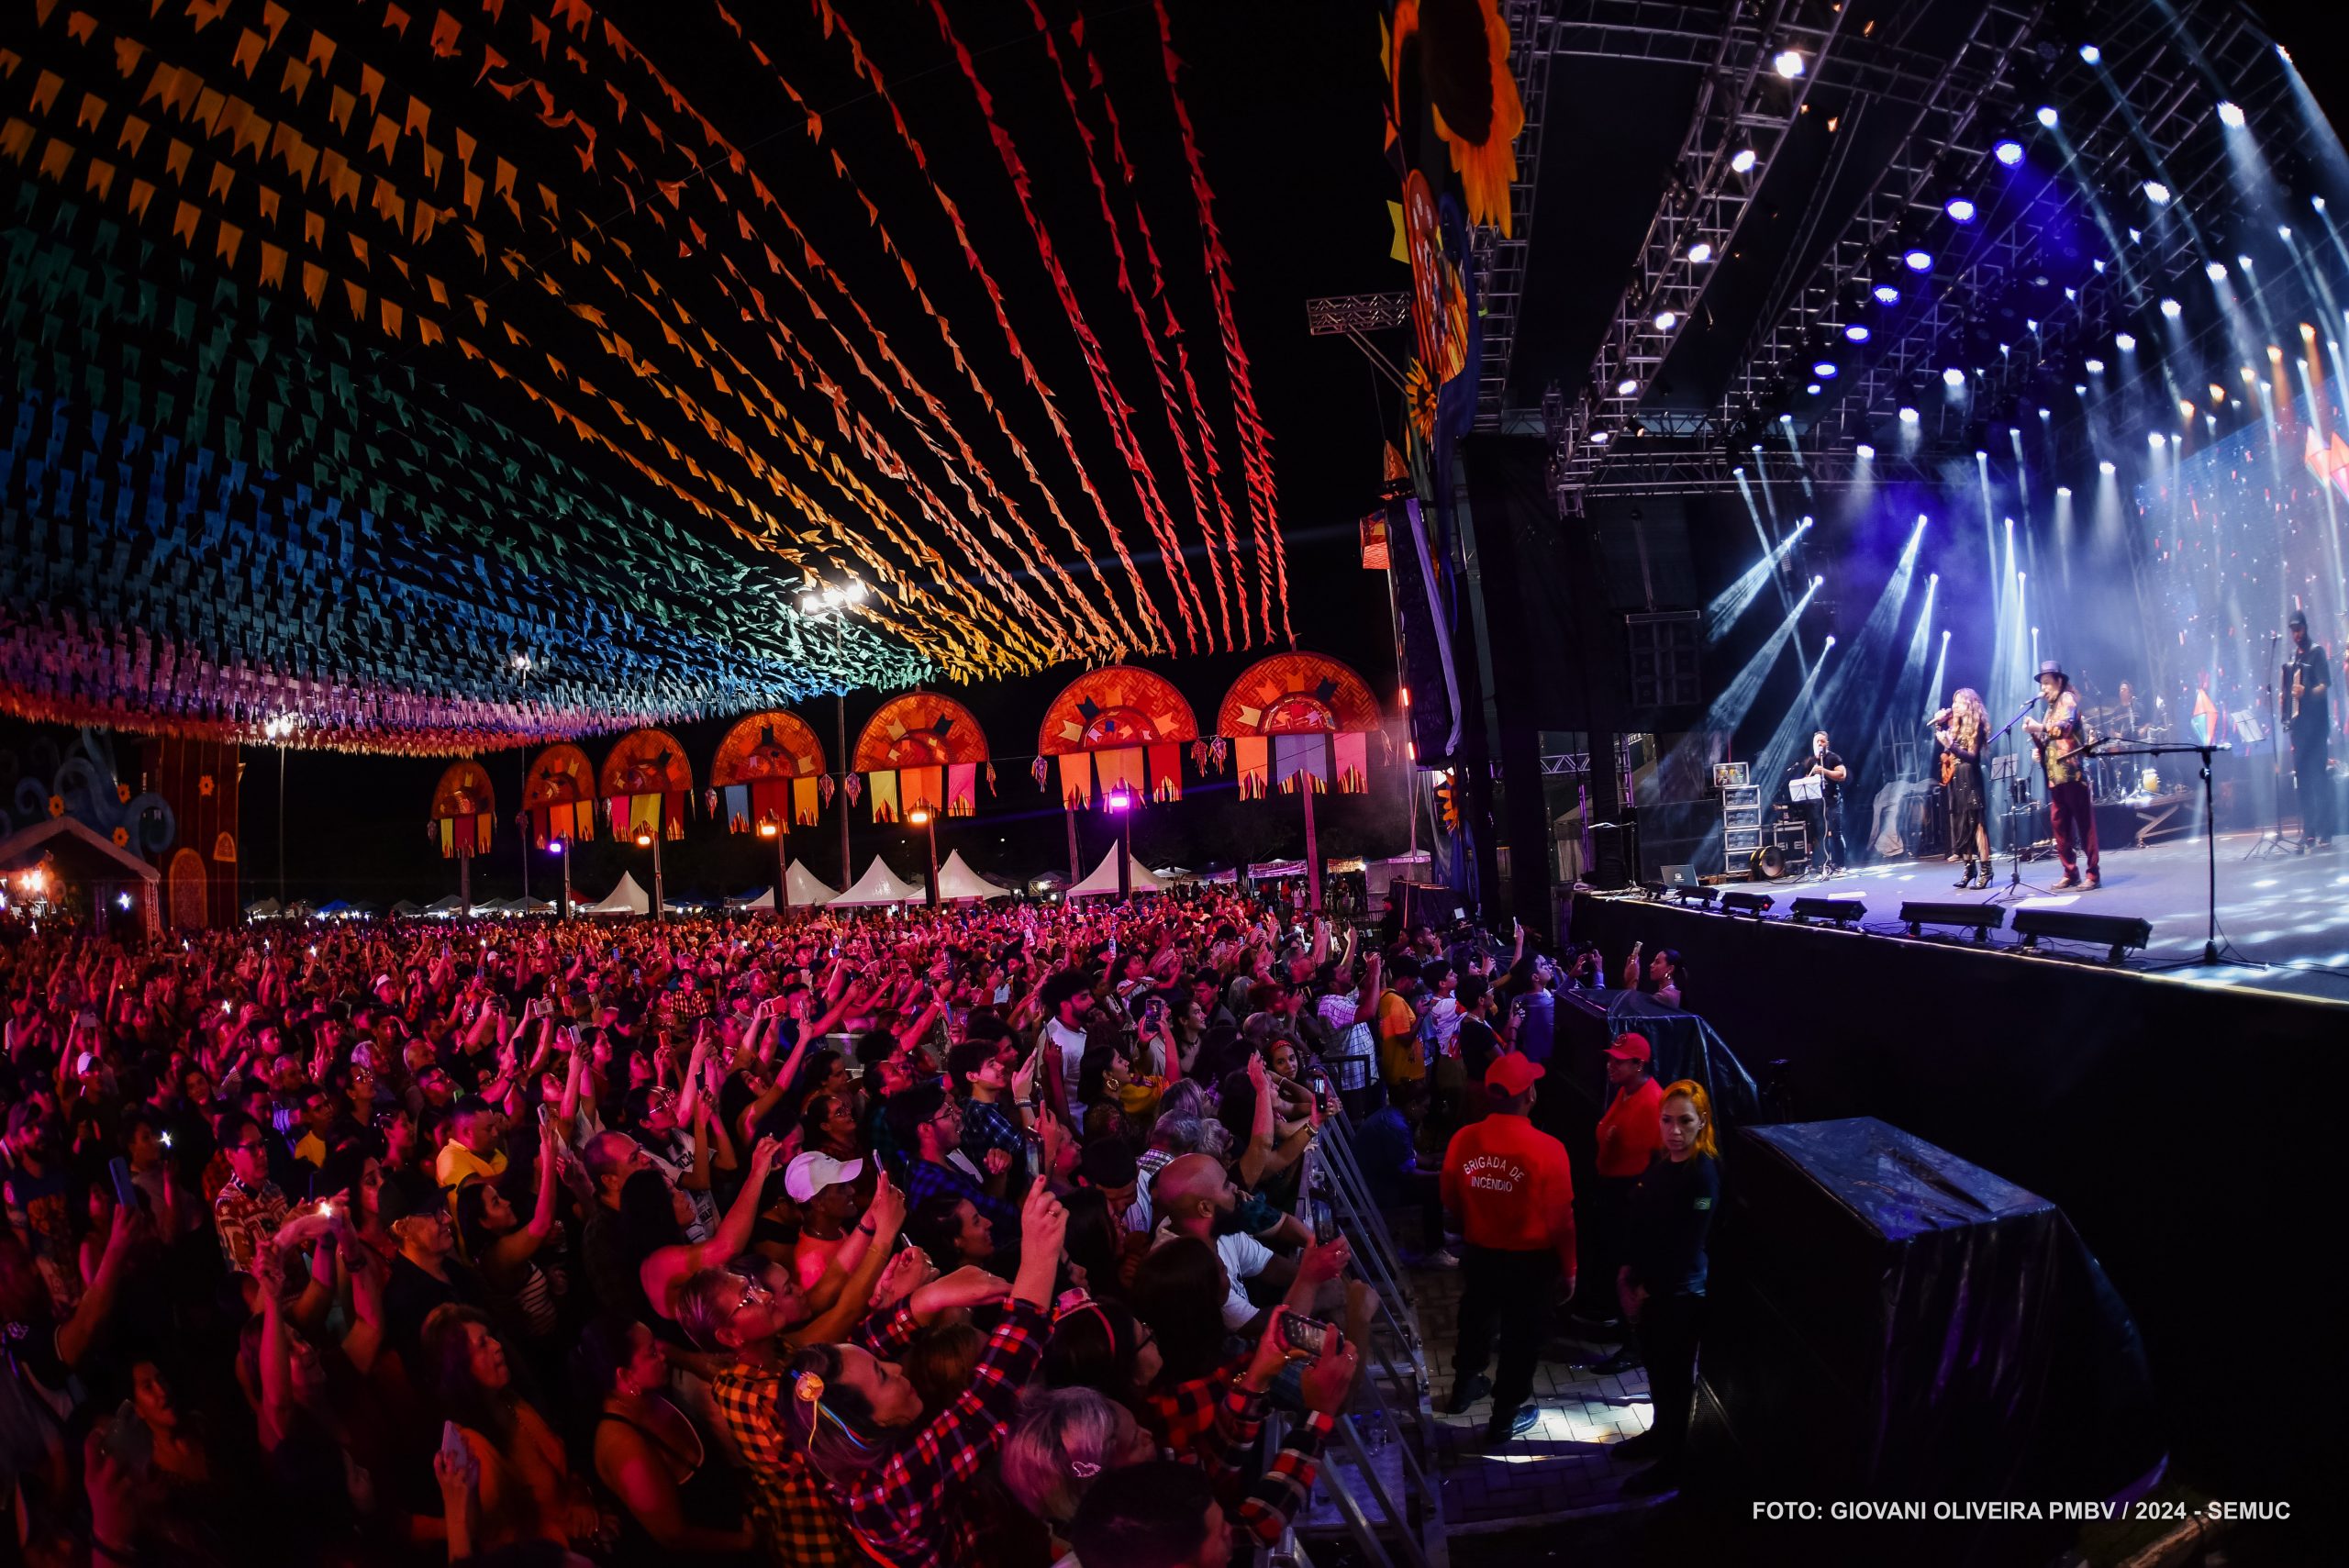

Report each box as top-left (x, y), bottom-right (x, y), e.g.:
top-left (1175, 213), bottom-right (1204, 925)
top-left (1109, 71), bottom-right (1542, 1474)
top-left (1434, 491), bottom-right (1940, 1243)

top-left (711, 711), bottom-right (828, 833)
top-left (853, 695), bottom-right (988, 823)
top-left (1038, 666), bottom-right (1199, 806)
top-left (1216, 653), bottom-right (1383, 735)
top-left (1036, 666), bottom-right (1199, 753)
top-left (524, 743), bottom-right (596, 847)
top-left (1216, 653), bottom-right (1382, 800)
top-left (599, 728), bottom-right (695, 841)
top-left (429, 759), bottom-right (497, 858)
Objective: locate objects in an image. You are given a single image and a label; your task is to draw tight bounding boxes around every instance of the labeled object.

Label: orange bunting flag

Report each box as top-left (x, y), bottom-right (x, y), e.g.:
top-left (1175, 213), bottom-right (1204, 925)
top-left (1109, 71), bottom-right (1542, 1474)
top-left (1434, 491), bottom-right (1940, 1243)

top-left (1058, 752), bottom-right (1092, 810)
top-left (1235, 736), bottom-right (1270, 802)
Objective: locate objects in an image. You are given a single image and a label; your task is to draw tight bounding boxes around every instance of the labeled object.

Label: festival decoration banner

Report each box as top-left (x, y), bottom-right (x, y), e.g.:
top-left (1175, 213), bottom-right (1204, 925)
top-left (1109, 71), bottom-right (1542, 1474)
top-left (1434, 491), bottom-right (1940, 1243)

top-left (1215, 652), bottom-right (1383, 797)
top-left (521, 742), bottom-right (596, 848)
top-left (708, 710), bottom-right (826, 835)
top-left (0, 0), bottom-right (1297, 755)
top-left (852, 692), bottom-right (988, 825)
top-left (1035, 664), bottom-right (1199, 810)
top-left (598, 728), bottom-right (694, 841)
top-left (429, 758), bottom-right (496, 858)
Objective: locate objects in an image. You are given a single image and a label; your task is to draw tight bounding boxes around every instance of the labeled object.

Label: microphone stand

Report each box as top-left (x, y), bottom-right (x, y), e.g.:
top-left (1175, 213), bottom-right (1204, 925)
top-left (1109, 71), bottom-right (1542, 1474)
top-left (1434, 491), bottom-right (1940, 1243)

top-left (2098, 739), bottom-right (2253, 969)
top-left (2247, 631), bottom-right (2299, 860)
top-left (1983, 697), bottom-right (2051, 903)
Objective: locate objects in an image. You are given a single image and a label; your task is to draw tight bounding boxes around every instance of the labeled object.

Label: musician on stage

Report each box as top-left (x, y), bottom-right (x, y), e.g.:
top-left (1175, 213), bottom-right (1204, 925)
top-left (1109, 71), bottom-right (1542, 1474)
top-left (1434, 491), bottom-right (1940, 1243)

top-left (1798, 731), bottom-right (1849, 876)
top-left (2023, 660), bottom-right (2100, 891)
top-left (1932, 688), bottom-right (1992, 889)
top-left (2286, 608), bottom-right (2333, 849)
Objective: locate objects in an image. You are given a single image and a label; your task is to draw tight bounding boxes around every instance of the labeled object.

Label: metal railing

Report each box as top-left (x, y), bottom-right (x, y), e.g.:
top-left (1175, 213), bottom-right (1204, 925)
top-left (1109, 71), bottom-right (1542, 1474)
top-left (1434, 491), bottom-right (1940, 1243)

top-left (1252, 1110), bottom-right (1446, 1568)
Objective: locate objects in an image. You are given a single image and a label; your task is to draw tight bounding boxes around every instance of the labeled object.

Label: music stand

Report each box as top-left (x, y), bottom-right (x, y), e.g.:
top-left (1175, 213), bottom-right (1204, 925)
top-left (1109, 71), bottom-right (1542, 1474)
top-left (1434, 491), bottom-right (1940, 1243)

top-left (2099, 739), bottom-right (2251, 968)
top-left (1787, 774), bottom-right (1825, 881)
top-left (1983, 698), bottom-right (2050, 903)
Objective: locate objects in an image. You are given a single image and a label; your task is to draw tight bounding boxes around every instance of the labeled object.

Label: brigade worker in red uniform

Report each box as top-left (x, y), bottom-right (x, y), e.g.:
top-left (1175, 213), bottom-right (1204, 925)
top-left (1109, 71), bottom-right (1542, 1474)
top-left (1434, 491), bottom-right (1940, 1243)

top-left (1438, 1052), bottom-right (1576, 1442)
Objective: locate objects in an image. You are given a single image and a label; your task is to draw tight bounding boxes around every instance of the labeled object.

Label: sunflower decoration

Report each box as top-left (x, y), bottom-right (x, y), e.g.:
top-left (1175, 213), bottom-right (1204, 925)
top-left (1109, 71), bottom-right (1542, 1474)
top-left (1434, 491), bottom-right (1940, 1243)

top-left (1391, 0), bottom-right (1526, 237)
top-left (47, 794), bottom-right (65, 817)
top-left (1401, 170), bottom-right (1470, 391)
top-left (117, 782), bottom-right (132, 804)
top-left (198, 774), bottom-right (215, 796)
top-left (1404, 358), bottom-right (1439, 444)
top-left (112, 827), bottom-right (130, 848)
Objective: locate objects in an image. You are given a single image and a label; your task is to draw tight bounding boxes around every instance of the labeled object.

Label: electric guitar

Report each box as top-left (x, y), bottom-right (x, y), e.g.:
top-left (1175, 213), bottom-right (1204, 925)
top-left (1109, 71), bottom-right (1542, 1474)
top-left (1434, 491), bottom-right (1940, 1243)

top-left (2028, 695), bottom-right (2087, 770)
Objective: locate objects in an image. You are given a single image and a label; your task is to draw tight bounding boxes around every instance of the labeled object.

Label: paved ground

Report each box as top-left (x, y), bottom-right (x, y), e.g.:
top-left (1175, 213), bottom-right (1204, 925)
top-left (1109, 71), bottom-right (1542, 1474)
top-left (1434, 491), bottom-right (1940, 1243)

top-left (1407, 1256), bottom-right (1664, 1529)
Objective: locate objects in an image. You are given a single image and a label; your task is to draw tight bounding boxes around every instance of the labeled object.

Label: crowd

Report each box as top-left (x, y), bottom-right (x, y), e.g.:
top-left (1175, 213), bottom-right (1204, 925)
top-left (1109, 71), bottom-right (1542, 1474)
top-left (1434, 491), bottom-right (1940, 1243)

top-left (0, 886), bottom-right (1715, 1568)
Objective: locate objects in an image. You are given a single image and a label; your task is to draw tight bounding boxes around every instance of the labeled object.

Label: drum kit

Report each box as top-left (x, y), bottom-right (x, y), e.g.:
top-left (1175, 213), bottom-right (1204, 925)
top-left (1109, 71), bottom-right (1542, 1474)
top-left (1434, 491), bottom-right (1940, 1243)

top-left (2080, 704), bottom-right (2172, 799)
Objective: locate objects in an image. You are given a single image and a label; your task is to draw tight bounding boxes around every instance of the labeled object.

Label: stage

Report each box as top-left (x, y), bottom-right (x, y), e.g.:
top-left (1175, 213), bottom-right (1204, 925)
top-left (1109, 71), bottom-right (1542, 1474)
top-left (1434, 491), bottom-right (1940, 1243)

top-left (1566, 866), bottom-right (2344, 1502)
top-left (1729, 830), bottom-right (2349, 1006)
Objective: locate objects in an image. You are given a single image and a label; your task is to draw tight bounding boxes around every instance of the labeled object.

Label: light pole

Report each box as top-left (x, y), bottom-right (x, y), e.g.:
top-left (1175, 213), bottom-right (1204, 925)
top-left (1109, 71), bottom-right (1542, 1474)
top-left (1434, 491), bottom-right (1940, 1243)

top-left (634, 825), bottom-right (662, 919)
top-left (759, 818), bottom-right (789, 913)
top-left (1105, 788), bottom-right (1133, 898)
top-left (797, 579), bottom-right (870, 890)
top-left (262, 713), bottom-right (297, 905)
top-left (907, 806), bottom-right (940, 908)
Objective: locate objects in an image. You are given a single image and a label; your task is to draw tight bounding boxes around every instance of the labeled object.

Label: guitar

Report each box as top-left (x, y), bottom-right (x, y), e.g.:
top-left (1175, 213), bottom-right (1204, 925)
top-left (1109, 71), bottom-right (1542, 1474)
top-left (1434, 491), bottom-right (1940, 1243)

top-left (2027, 694), bottom-right (2087, 769)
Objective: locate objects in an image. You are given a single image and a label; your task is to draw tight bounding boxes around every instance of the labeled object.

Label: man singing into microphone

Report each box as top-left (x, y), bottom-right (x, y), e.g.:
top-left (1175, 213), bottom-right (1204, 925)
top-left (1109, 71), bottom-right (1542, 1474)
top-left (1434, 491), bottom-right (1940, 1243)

top-left (2023, 660), bottom-right (2100, 890)
top-left (2286, 609), bottom-right (2333, 849)
top-left (1801, 731), bottom-right (1849, 876)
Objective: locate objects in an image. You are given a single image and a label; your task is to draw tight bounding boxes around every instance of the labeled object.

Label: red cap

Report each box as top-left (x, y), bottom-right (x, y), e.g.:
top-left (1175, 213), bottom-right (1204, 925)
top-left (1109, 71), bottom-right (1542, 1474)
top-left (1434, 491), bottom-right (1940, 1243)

top-left (1484, 1051), bottom-right (1546, 1096)
top-left (1604, 1032), bottom-right (1652, 1063)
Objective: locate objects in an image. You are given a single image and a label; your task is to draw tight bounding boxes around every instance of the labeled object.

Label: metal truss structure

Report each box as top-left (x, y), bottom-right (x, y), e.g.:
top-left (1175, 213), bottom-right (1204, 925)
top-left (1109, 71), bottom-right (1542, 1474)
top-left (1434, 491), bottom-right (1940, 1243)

top-left (1494, 0), bottom-right (2299, 510)
top-left (1474, 0), bottom-right (1566, 426)
top-left (1545, 0), bottom-right (1856, 492)
top-left (1819, 3), bottom-right (2277, 450)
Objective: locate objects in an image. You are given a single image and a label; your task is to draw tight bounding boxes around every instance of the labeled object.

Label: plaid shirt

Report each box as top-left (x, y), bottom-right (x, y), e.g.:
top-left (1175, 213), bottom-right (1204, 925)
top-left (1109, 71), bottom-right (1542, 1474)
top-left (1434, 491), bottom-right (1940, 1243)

top-left (1140, 1358), bottom-right (1334, 1542)
top-left (1142, 1356), bottom-right (1257, 1481)
top-left (710, 1301), bottom-right (925, 1568)
top-left (1237, 1411), bottom-right (1335, 1544)
top-left (905, 1153), bottom-right (1018, 1237)
top-left (824, 1297), bottom-right (1050, 1567)
top-left (211, 1177), bottom-right (289, 1273)
top-left (957, 1095), bottom-right (1026, 1169)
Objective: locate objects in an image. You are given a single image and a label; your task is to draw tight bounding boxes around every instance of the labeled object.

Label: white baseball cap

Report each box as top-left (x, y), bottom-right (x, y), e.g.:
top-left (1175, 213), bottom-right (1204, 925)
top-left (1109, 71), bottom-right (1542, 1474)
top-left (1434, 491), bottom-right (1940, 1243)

top-left (784, 1151), bottom-right (863, 1204)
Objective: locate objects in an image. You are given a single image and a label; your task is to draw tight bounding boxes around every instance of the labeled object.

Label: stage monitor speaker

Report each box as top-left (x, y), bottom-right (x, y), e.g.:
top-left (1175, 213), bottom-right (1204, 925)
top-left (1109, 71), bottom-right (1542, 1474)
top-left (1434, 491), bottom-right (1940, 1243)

top-left (1390, 881), bottom-right (1459, 929)
top-left (1747, 845), bottom-right (1787, 880)
top-left (1589, 821), bottom-right (1638, 888)
top-left (1705, 1119), bottom-right (2160, 1513)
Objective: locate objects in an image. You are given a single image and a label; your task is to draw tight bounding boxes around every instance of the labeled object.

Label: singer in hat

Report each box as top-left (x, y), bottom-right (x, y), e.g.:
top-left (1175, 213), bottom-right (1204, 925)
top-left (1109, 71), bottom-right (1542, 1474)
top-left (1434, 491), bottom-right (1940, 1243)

top-left (2023, 660), bottom-right (2100, 890)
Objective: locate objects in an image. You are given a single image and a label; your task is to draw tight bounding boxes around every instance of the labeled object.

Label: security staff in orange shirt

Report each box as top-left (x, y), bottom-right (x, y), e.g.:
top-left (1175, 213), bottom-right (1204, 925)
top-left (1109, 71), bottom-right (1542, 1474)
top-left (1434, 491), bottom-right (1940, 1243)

top-left (1576, 1034), bottom-right (1663, 1343)
top-left (1438, 1052), bottom-right (1576, 1443)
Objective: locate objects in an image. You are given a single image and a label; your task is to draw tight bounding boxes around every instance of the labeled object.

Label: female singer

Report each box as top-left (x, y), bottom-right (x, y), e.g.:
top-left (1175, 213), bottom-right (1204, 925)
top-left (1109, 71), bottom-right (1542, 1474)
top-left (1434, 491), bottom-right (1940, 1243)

top-left (1932, 688), bottom-right (1993, 889)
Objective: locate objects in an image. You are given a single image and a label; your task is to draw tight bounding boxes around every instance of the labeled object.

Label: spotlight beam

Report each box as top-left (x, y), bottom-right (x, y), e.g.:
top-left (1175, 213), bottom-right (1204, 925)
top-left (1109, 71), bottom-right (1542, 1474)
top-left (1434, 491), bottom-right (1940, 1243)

top-left (1708, 518), bottom-right (1814, 643)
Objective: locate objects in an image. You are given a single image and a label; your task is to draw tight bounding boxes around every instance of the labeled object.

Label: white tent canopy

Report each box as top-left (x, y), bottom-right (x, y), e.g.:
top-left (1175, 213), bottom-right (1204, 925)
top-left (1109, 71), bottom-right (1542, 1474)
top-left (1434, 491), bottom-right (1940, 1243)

top-left (1068, 845), bottom-right (1165, 898)
top-left (934, 850), bottom-right (1012, 903)
top-left (423, 895), bottom-right (465, 915)
top-left (832, 856), bottom-right (925, 908)
top-left (579, 871), bottom-right (651, 916)
top-left (731, 861), bottom-right (842, 908)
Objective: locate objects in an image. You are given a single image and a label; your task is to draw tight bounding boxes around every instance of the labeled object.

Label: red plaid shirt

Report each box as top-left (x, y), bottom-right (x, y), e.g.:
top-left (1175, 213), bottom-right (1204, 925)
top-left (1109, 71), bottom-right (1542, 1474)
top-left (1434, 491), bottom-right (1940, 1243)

top-left (711, 1301), bottom-right (925, 1568)
top-left (825, 1298), bottom-right (1051, 1567)
top-left (1139, 1357), bottom-right (1334, 1542)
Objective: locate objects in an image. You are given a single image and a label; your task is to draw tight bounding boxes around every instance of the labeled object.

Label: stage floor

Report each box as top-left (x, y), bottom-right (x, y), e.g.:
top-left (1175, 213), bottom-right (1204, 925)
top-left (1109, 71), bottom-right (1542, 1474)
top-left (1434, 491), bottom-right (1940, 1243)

top-left (1754, 832), bottom-right (2349, 1005)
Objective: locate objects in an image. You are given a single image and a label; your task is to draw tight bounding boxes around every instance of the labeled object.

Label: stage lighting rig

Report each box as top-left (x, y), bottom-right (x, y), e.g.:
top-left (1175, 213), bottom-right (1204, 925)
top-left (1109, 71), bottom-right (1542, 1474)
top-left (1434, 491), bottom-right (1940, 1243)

top-left (1898, 902), bottom-right (2006, 940)
top-left (1789, 897), bottom-right (1866, 926)
top-left (2012, 909), bottom-right (2153, 963)
top-left (1719, 890), bottom-right (1775, 917)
